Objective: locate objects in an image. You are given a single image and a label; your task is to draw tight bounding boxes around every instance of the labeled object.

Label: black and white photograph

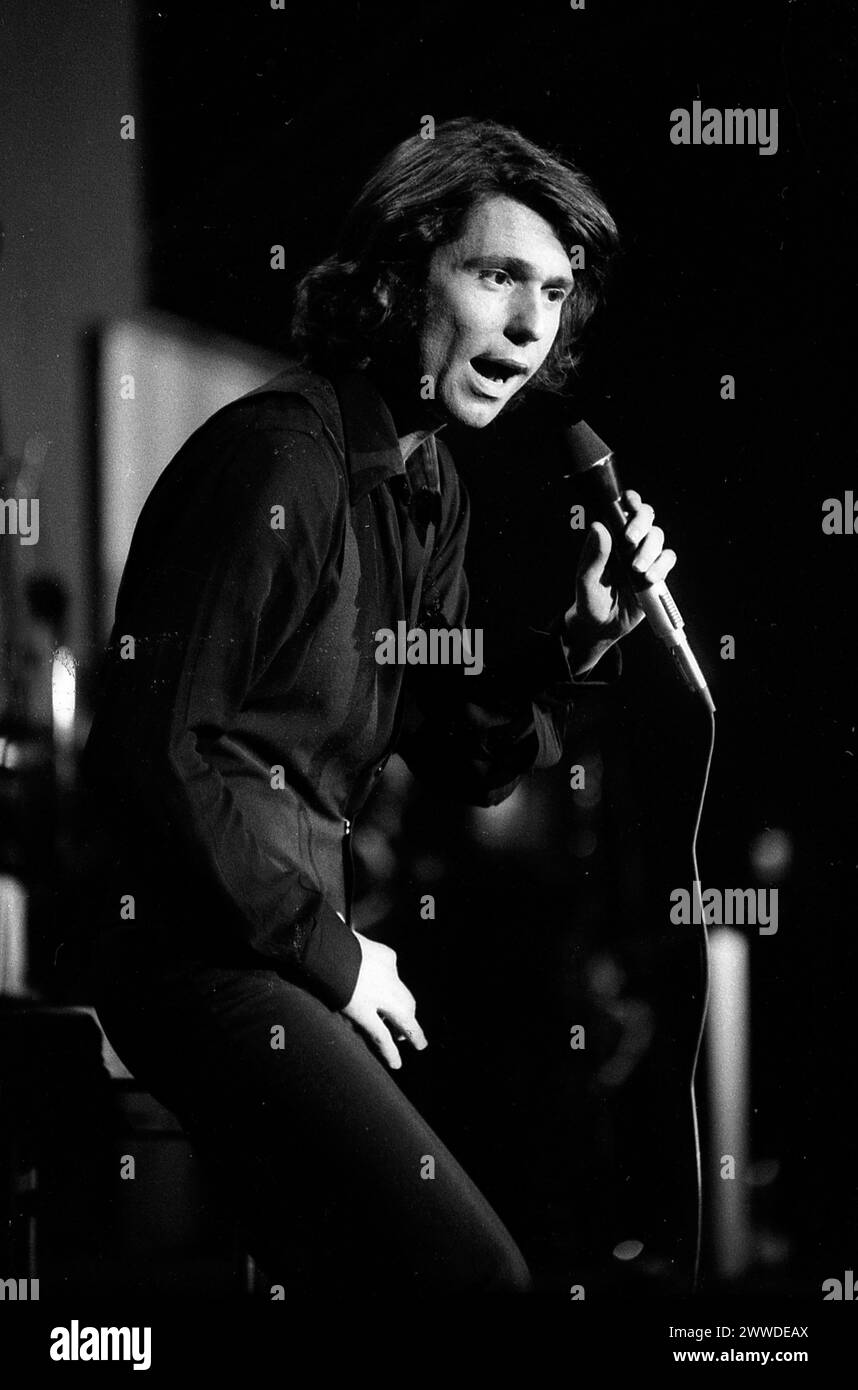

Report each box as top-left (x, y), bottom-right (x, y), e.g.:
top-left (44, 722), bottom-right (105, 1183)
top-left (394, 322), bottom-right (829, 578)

top-left (0, 0), bottom-right (855, 1372)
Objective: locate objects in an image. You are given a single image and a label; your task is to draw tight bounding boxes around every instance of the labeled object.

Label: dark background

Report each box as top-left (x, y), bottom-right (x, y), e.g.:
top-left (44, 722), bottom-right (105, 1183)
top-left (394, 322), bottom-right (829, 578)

top-left (2, 0), bottom-right (855, 1306)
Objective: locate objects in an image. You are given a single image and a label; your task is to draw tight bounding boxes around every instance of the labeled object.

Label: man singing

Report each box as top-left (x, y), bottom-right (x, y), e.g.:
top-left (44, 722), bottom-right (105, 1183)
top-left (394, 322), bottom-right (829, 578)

top-left (82, 116), bottom-right (676, 1295)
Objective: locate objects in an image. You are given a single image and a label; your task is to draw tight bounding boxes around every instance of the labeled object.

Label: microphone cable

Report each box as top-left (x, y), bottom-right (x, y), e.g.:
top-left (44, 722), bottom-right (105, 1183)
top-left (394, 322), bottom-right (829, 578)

top-left (688, 704), bottom-right (716, 1294)
top-left (558, 417), bottom-right (718, 1292)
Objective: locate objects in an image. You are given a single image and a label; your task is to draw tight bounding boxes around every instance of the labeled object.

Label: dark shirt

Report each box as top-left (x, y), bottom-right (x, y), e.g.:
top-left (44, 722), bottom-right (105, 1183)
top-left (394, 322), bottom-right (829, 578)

top-left (81, 364), bottom-right (616, 1010)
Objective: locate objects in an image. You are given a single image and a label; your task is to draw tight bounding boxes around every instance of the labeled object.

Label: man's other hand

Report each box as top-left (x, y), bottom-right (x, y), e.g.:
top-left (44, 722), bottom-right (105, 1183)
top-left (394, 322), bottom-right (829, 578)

top-left (341, 932), bottom-right (428, 1071)
top-left (562, 489), bottom-right (677, 677)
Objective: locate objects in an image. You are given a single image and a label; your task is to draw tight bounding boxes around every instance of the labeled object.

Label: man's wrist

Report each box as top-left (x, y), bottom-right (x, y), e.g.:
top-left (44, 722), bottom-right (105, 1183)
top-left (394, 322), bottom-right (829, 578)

top-left (298, 901), bottom-right (364, 1010)
top-left (562, 608), bottom-right (617, 678)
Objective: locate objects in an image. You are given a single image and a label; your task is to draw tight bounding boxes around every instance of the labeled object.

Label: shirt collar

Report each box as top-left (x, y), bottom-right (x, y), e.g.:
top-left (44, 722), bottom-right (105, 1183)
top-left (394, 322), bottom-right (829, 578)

top-left (241, 363), bottom-right (443, 522)
top-left (329, 368), bottom-right (442, 512)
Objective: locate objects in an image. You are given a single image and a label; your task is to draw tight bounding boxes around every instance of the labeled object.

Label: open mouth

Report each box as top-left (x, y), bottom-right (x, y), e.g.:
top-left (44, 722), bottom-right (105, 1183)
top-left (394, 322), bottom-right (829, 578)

top-left (470, 355), bottom-right (526, 386)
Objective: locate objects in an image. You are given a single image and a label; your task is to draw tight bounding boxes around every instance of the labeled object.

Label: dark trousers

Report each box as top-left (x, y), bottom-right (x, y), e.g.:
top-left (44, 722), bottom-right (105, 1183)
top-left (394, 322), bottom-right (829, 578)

top-left (90, 924), bottom-right (532, 1298)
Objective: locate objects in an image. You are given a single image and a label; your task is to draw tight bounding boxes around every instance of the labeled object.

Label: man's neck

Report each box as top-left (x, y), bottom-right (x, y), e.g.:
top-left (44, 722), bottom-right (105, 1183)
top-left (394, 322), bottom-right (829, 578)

top-left (366, 361), bottom-right (446, 456)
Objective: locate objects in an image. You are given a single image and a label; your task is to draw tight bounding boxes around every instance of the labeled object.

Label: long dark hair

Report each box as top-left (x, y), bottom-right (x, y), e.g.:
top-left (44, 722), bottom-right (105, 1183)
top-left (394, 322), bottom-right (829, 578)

top-left (290, 117), bottom-right (620, 394)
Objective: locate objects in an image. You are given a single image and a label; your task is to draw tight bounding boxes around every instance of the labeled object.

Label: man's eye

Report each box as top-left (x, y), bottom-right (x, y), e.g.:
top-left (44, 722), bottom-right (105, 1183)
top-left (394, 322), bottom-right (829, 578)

top-left (482, 269), bottom-right (513, 287)
top-left (546, 288), bottom-right (569, 305)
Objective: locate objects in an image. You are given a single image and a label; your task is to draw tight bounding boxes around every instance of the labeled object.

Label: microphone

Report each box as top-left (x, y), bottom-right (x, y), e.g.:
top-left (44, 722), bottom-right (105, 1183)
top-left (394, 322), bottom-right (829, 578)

top-left (562, 419), bottom-right (715, 714)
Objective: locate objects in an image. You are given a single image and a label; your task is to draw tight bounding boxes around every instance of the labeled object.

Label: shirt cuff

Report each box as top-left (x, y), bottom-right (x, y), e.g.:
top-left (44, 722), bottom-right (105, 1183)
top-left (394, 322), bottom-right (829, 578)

top-left (297, 902), bottom-right (363, 1010)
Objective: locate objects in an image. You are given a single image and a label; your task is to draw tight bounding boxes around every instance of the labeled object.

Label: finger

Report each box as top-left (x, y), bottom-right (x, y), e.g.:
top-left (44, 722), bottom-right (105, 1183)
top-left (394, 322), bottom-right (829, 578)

top-left (577, 521), bottom-right (612, 582)
top-left (380, 1005), bottom-right (428, 1051)
top-left (642, 548), bottom-right (677, 586)
top-left (361, 1014), bottom-right (402, 1070)
top-left (629, 525), bottom-right (665, 574)
top-left (624, 502), bottom-right (654, 548)
top-left (622, 489), bottom-right (643, 513)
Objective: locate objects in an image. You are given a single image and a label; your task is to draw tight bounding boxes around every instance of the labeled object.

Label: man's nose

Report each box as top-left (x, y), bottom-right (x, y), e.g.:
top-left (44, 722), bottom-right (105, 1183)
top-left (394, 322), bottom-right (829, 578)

top-left (504, 288), bottom-right (549, 346)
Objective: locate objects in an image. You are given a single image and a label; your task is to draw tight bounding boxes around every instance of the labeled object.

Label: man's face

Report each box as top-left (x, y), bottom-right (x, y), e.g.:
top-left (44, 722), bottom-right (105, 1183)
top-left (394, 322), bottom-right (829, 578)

top-left (416, 194), bottom-right (574, 428)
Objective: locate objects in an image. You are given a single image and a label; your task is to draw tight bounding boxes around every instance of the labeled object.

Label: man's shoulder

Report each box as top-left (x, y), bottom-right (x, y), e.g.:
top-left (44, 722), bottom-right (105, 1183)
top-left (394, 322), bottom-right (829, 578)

top-left (194, 361), bottom-right (345, 460)
top-left (235, 362), bottom-right (343, 444)
top-left (140, 364), bottom-right (348, 523)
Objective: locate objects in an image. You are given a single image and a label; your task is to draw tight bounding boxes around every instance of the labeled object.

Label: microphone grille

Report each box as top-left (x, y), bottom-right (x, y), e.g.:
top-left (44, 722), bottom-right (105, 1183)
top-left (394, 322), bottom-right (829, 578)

top-left (561, 419), bottom-right (613, 474)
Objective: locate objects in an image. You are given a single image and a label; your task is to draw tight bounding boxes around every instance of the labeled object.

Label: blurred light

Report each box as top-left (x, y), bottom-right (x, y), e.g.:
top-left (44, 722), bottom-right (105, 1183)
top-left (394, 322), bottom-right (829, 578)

top-left (356, 827), bottom-right (397, 881)
top-left (52, 646), bottom-right (77, 788)
top-left (613, 1239), bottom-right (644, 1261)
top-left (468, 781), bottom-right (550, 848)
top-left (587, 755), bottom-right (603, 787)
top-left (587, 953), bottom-right (623, 998)
top-left (51, 646), bottom-right (76, 739)
top-left (570, 754), bottom-right (603, 809)
top-left (0, 874), bottom-right (29, 996)
top-left (749, 827), bottom-right (793, 883)
top-left (572, 781), bottom-right (602, 809)
top-left (707, 927), bottom-right (751, 1279)
top-left (0, 737), bottom-right (49, 772)
top-left (0, 736), bottom-right (20, 769)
